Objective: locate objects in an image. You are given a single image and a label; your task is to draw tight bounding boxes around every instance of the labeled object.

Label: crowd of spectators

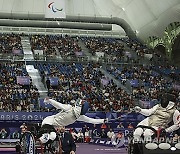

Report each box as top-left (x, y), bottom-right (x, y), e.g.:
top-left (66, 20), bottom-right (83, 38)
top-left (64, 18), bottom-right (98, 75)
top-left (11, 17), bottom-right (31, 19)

top-left (0, 33), bottom-right (178, 113)
top-left (122, 38), bottom-right (150, 58)
top-left (153, 64), bottom-right (180, 82)
top-left (68, 122), bottom-right (135, 143)
top-left (30, 34), bottom-right (82, 59)
top-left (0, 33), bottom-right (23, 55)
top-left (35, 62), bottom-right (134, 112)
top-left (106, 64), bottom-right (180, 102)
top-left (121, 38), bottom-right (180, 81)
top-left (0, 62), bottom-right (40, 112)
top-left (81, 37), bottom-right (133, 63)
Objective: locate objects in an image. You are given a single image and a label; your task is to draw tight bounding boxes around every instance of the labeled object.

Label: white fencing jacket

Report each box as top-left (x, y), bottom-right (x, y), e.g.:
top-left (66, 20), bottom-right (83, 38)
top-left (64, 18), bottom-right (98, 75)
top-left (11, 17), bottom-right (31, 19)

top-left (42, 99), bottom-right (105, 127)
top-left (139, 101), bottom-right (180, 133)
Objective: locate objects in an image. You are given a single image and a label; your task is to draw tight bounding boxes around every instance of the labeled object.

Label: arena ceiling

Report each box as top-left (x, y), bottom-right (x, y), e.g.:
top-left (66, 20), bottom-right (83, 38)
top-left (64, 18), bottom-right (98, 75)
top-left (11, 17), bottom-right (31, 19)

top-left (0, 0), bottom-right (179, 40)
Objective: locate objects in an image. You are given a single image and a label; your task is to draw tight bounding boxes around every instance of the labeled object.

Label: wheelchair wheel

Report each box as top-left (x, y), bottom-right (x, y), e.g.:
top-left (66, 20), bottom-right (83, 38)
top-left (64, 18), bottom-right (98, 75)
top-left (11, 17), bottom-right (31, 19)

top-left (20, 131), bottom-right (35, 154)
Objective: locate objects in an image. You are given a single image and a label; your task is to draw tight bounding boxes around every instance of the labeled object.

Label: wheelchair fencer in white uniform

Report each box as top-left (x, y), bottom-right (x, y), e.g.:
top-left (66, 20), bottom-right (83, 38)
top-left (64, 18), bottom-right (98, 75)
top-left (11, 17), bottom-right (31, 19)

top-left (39, 98), bottom-right (107, 144)
top-left (133, 92), bottom-right (180, 142)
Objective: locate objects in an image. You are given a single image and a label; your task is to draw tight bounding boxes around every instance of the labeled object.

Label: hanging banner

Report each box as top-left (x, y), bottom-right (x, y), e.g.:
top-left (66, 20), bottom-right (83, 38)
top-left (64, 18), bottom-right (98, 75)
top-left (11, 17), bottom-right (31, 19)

top-left (45, 0), bottom-right (66, 18)
top-left (17, 76), bottom-right (30, 85)
top-left (0, 112), bottom-right (143, 122)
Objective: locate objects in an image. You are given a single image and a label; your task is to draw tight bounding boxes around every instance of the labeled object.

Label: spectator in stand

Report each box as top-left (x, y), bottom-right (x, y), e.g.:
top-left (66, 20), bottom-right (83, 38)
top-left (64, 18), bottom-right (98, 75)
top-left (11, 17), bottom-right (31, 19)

top-left (91, 124), bottom-right (100, 138)
top-left (12, 130), bottom-right (20, 139)
top-left (117, 122), bottom-right (124, 129)
top-left (101, 122), bottom-right (107, 130)
top-left (20, 123), bottom-right (27, 130)
top-left (100, 129), bottom-right (107, 138)
top-left (0, 128), bottom-right (8, 139)
top-left (127, 123), bottom-right (134, 129)
top-left (116, 131), bottom-right (123, 139)
top-left (77, 130), bottom-right (84, 143)
top-left (82, 124), bottom-right (89, 135)
top-left (107, 128), bottom-right (115, 140)
top-left (173, 133), bottom-right (180, 142)
top-left (46, 77), bottom-right (51, 91)
top-left (84, 128), bottom-right (91, 143)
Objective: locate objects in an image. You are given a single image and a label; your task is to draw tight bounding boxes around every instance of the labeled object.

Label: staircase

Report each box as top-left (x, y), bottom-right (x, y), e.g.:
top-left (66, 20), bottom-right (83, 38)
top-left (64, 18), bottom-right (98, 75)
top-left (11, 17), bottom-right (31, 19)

top-left (117, 40), bottom-right (138, 61)
top-left (78, 39), bottom-right (102, 62)
top-left (21, 36), bottom-right (34, 60)
top-left (21, 36), bottom-right (48, 98)
top-left (54, 46), bottom-right (64, 61)
top-left (118, 40), bottom-right (151, 65)
top-left (78, 39), bottom-right (131, 94)
top-left (78, 40), bottom-right (93, 57)
top-left (26, 65), bottom-right (48, 98)
top-left (99, 67), bottom-right (131, 94)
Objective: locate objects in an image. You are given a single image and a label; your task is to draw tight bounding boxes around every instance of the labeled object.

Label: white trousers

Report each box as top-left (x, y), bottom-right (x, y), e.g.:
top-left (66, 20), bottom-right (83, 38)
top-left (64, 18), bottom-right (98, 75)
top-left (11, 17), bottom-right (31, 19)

top-left (42, 115), bottom-right (55, 126)
top-left (133, 118), bottom-right (158, 142)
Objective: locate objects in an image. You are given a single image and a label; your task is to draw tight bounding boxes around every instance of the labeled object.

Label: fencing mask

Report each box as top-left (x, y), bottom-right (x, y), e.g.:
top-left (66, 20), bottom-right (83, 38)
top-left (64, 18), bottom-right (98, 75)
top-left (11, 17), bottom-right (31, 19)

top-left (160, 92), bottom-right (176, 108)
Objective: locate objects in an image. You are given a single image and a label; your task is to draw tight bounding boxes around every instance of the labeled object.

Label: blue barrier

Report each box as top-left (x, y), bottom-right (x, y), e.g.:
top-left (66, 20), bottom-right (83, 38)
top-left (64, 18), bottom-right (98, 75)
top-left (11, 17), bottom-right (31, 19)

top-left (0, 112), bottom-right (144, 122)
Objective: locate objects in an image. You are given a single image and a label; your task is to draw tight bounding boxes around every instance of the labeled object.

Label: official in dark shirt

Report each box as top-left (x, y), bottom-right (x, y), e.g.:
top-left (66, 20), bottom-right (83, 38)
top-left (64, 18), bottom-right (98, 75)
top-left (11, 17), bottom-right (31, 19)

top-left (100, 129), bottom-right (107, 138)
top-left (58, 126), bottom-right (76, 154)
top-left (46, 77), bottom-right (51, 91)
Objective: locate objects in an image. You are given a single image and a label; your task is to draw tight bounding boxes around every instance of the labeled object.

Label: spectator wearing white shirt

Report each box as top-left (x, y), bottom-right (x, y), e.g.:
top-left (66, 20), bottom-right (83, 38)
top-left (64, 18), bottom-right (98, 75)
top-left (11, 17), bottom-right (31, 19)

top-left (107, 128), bottom-right (115, 140)
top-left (84, 129), bottom-right (91, 143)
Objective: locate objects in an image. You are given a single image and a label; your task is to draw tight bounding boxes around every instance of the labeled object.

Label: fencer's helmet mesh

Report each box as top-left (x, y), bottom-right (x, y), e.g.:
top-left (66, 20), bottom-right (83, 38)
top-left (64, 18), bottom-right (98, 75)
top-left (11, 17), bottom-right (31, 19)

top-left (160, 91), bottom-right (177, 108)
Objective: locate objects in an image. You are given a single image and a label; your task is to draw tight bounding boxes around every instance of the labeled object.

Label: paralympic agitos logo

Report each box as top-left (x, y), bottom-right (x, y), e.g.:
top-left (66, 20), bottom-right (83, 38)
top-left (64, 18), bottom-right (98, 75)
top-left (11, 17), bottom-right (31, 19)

top-left (48, 2), bottom-right (63, 13)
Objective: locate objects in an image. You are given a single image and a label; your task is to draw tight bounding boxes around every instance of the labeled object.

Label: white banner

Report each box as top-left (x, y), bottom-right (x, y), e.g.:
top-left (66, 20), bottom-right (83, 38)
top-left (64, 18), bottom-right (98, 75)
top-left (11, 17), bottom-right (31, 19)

top-left (45, 0), bottom-right (66, 18)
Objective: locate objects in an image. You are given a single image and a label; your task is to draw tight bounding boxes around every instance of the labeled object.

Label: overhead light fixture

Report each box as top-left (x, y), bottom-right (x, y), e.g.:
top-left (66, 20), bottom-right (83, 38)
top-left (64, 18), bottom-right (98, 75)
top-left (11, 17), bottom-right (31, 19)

top-left (122, 8), bottom-right (125, 11)
top-left (135, 30), bottom-right (139, 34)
